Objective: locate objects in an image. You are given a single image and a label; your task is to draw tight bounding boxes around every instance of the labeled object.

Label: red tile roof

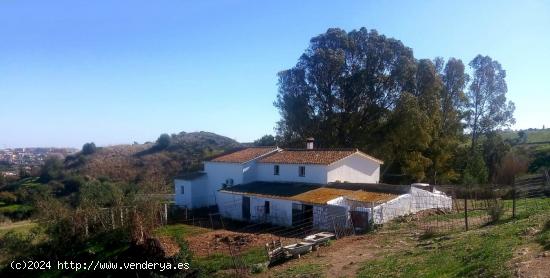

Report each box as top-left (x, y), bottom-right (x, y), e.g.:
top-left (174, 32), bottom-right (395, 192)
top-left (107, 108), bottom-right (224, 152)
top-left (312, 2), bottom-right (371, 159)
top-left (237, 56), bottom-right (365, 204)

top-left (210, 147), bottom-right (278, 163)
top-left (258, 148), bottom-right (382, 165)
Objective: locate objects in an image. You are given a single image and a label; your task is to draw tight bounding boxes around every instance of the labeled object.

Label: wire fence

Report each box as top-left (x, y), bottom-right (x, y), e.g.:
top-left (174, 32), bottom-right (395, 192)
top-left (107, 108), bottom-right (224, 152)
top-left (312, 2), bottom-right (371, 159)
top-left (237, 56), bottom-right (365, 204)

top-left (165, 172), bottom-right (550, 276)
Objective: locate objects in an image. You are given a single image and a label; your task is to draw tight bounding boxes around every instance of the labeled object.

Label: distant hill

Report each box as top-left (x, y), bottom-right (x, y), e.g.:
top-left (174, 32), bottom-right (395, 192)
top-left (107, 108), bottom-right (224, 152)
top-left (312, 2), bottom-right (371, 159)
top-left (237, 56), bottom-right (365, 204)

top-left (64, 131), bottom-right (241, 190)
top-left (500, 128), bottom-right (550, 144)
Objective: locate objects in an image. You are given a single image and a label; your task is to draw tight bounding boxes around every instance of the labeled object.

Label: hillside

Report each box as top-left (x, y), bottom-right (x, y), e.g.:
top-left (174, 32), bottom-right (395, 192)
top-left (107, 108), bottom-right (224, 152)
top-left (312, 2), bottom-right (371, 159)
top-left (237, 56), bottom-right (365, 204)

top-left (501, 128), bottom-right (550, 144)
top-left (500, 128), bottom-right (550, 173)
top-left (64, 131), bottom-right (241, 190)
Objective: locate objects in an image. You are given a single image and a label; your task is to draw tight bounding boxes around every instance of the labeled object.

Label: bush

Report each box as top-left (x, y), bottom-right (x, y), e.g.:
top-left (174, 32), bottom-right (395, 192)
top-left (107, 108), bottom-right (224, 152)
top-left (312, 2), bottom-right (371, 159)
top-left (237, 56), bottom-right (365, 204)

top-left (0, 230), bottom-right (35, 254)
top-left (420, 226), bottom-right (438, 240)
top-left (250, 262), bottom-right (268, 274)
top-left (0, 191), bottom-right (17, 204)
top-left (488, 199), bottom-right (504, 223)
top-left (82, 142), bottom-right (97, 155)
top-left (155, 134), bottom-right (171, 150)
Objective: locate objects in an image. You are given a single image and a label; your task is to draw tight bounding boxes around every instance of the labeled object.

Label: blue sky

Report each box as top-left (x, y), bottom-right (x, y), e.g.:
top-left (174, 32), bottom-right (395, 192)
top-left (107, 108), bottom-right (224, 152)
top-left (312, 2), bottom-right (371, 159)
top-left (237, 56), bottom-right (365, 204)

top-left (1, 0), bottom-right (549, 148)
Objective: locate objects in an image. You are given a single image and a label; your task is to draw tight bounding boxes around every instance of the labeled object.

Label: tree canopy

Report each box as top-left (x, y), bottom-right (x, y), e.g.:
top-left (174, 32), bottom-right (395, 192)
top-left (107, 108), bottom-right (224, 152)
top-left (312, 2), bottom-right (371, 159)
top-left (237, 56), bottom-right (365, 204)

top-left (81, 142), bottom-right (97, 155)
top-left (275, 27), bottom-right (515, 184)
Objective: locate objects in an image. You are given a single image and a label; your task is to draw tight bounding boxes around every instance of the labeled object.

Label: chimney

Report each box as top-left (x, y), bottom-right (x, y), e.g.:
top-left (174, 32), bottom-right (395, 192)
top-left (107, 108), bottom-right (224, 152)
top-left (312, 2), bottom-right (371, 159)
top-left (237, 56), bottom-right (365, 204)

top-left (306, 137), bottom-right (314, 149)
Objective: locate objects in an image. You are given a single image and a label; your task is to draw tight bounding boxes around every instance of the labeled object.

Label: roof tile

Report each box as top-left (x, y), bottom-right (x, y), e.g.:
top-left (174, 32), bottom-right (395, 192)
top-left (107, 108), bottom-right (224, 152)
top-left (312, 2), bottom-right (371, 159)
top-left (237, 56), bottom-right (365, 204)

top-left (258, 149), bottom-right (357, 165)
top-left (210, 147), bottom-right (278, 163)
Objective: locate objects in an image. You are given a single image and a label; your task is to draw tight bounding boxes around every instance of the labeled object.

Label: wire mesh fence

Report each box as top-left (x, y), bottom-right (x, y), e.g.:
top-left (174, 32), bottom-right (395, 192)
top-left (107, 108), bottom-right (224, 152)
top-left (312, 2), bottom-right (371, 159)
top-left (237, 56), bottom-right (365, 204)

top-left (165, 172), bottom-right (550, 275)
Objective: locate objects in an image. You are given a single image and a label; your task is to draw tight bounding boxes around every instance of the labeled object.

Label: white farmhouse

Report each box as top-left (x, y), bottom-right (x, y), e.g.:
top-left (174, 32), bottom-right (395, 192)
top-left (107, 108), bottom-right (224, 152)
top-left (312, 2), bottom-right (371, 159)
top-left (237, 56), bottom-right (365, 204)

top-left (174, 140), bottom-right (452, 228)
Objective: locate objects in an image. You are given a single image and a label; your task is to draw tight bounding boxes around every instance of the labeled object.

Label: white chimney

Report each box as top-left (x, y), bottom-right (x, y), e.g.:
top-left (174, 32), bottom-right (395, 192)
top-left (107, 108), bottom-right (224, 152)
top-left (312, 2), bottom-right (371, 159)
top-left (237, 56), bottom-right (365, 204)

top-left (306, 137), bottom-right (314, 149)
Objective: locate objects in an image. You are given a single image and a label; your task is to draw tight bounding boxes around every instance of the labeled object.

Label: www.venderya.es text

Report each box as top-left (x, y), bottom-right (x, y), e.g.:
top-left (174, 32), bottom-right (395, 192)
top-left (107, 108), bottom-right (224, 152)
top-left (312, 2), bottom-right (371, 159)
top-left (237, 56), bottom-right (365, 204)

top-left (10, 260), bottom-right (190, 272)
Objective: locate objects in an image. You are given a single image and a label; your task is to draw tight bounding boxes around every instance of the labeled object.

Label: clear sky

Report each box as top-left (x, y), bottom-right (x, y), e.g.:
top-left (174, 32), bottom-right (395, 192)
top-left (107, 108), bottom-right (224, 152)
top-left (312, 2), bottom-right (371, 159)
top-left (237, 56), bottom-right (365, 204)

top-left (1, 0), bottom-right (549, 148)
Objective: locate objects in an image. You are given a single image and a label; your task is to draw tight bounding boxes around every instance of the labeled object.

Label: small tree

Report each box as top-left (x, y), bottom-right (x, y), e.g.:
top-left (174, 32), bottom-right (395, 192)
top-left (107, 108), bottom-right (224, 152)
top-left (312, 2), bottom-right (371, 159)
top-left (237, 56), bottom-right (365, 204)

top-left (155, 134), bottom-right (171, 150)
top-left (494, 152), bottom-right (529, 185)
top-left (81, 142), bottom-right (97, 155)
top-left (462, 152), bottom-right (488, 185)
top-left (39, 156), bottom-right (64, 183)
top-left (517, 130), bottom-right (528, 144)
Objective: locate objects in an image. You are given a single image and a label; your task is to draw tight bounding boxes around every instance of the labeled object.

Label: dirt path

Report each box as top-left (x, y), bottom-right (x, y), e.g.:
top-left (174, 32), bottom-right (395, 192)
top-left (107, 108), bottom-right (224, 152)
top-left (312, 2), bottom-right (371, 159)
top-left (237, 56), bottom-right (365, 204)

top-left (0, 220), bottom-right (35, 232)
top-left (512, 243), bottom-right (550, 278)
top-left (262, 232), bottom-right (414, 278)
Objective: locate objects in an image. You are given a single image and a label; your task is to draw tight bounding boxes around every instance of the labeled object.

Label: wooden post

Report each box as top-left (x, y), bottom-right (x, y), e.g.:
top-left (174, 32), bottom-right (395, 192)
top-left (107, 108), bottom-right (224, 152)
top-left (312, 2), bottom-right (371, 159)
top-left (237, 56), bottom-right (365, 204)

top-left (332, 218), bottom-right (338, 239)
top-left (164, 203), bottom-right (168, 225)
top-left (84, 216), bottom-right (89, 237)
top-left (512, 182), bottom-right (516, 218)
top-left (464, 191), bottom-right (469, 231)
top-left (111, 209), bottom-right (116, 230)
top-left (120, 208), bottom-right (124, 227)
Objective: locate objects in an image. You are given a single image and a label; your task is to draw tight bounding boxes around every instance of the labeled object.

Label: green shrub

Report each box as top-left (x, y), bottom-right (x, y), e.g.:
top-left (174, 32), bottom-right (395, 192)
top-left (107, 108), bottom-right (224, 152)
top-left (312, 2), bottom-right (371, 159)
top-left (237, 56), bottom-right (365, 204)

top-left (488, 199), bottom-right (504, 223)
top-left (250, 262), bottom-right (268, 274)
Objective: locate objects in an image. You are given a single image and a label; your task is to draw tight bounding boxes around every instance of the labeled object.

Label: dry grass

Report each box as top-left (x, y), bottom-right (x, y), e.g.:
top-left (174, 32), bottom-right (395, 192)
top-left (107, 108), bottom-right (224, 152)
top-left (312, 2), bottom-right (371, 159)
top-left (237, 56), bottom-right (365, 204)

top-left (292, 188), bottom-right (397, 204)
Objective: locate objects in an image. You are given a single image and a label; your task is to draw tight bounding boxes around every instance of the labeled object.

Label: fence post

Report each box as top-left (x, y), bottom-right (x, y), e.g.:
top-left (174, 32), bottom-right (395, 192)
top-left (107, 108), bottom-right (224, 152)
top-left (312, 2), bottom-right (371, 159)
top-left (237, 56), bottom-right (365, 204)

top-left (464, 189), bottom-right (469, 231)
top-left (164, 203), bottom-right (168, 225)
top-left (512, 180), bottom-right (517, 219)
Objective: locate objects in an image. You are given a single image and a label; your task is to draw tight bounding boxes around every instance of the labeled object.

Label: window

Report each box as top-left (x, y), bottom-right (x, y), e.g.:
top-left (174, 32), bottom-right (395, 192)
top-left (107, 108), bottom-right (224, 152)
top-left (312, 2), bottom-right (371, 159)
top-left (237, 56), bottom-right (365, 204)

top-left (225, 179), bottom-right (234, 186)
top-left (274, 165), bottom-right (280, 175)
top-left (264, 201), bottom-right (270, 214)
top-left (180, 186), bottom-right (185, 194)
top-left (299, 166), bottom-right (305, 177)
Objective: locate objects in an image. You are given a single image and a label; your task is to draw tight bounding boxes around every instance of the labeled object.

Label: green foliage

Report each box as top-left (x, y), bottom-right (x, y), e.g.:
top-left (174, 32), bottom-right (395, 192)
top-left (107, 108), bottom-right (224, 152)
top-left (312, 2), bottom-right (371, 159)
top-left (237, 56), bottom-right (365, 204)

top-left (538, 220), bottom-right (550, 250)
top-left (467, 55), bottom-right (515, 149)
top-left (155, 224), bottom-right (210, 240)
top-left (487, 199), bottom-right (504, 223)
top-left (0, 191), bottom-right (17, 204)
top-left (81, 142), bottom-right (97, 155)
top-left (0, 173), bottom-right (5, 188)
top-left (529, 147), bottom-right (550, 172)
top-left (274, 27), bottom-right (417, 149)
top-left (194, 247), bottom-right (268, 276)
top-left (77, 180), bottom-right (125, 208)
top-left (482, 132), bottom-right (511, 182)
top-left (273, 263), bottom-right (325, 278)
top-left (462, 152), bottom-right (488, 185)
top-left (0, 229), bottom-right (36, 254)
top-left (273, 27), bottom-right (508, 184)
top-left (358, 217), bottom-right (536, 277)
top-left (38, 156), bottom-right (64, 183)
top-left (254, 134), bottom-right (277, 146)
top-left (155, 133), bottom-right (172, 150)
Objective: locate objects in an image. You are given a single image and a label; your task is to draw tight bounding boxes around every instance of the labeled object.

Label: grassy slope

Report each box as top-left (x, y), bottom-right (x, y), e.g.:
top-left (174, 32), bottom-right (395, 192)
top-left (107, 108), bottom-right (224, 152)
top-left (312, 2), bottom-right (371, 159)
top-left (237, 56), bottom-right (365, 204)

top-left (65, 131), bottom-right (241, 189)
top-left (500, 128), bottom-right (550, 144)
top-left (357, 198), bottom-right (550, 278)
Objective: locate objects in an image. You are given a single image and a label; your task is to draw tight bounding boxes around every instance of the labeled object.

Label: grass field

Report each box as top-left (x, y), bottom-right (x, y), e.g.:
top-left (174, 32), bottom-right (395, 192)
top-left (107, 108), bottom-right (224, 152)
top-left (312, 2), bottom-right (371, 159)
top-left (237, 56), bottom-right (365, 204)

top-left (501, 128), bottom-right (550, 144)
top-left (154, 223), bottom-right (211, 241)
top-left (356, 197), bottom-right (550, 278)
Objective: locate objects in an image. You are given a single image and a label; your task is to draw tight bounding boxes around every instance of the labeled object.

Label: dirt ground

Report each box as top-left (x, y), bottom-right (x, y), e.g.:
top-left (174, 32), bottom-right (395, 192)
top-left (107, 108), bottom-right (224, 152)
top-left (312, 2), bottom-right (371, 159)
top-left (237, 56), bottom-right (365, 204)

top-left (260, 233), bottom-right (414, 278)
top-left (512, 243), bottom-right (550, 278)
top-left (186, 230), bottom-right (290, 257)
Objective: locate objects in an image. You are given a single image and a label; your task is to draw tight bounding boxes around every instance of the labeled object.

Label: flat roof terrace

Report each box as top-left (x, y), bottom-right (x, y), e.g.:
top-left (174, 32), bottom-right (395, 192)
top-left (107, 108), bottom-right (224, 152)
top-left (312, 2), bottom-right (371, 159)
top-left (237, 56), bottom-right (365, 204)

top-left (219, 181), bottom-right (399, 205)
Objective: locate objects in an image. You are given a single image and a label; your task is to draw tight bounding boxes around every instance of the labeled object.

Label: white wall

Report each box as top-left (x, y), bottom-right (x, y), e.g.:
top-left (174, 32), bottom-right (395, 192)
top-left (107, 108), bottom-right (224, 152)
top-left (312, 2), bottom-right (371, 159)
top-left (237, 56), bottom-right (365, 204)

top-left (242, 161), bottom-right (258, 184)
top-left (369, 187), bottom-right (452, 224)
top-left (174, 179), bottom-right (191, 207)
top-left (327, 153), bottom-right (381, 183)
top-left (249, 195), bottom-right (293, 226)
top-left (174, 176), bottom-right (208, 208)
top-left (216, 191), bottom-right (295, 226)
top-left (256, 163), bottom-right (328, 184)
top-left (204, 162), bottom-right (244, 188)
top-left (216, 191), bottom-right (243, 220)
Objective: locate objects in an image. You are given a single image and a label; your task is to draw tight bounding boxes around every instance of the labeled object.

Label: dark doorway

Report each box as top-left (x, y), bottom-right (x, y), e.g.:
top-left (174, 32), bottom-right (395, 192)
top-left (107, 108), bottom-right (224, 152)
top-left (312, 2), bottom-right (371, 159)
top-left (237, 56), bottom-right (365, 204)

top-left (292, 203), bottom-right (313, 230)
top-left (242, 196), bottom-right (250, 220)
